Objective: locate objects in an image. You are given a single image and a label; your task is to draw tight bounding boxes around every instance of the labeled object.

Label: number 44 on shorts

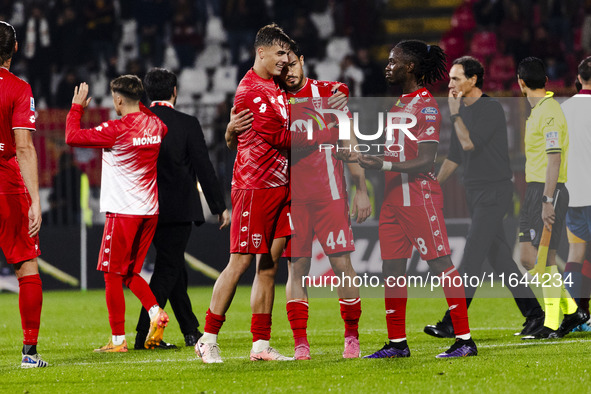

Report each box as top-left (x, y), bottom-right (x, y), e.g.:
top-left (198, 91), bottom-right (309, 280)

top-left (326, 230), bottom-right (347, 250)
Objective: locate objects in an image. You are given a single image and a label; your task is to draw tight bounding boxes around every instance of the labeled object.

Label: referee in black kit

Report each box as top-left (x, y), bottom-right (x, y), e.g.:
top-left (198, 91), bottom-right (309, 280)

top-left (134, 68), bottom-right (230, 349)
top-left (423, 56), bottom-right (544, 338)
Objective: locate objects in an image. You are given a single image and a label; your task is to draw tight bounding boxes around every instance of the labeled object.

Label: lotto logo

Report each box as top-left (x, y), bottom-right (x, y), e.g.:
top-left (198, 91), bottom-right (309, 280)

top-left (434, 230), bottom-right (440, 236)
top-left (241, 226), bottom-right (248, 232)
top-left (102, 261), bottom-right (108, 266)
top-left (29, 115), bottom-right (35, 123)
top-left (240, 241), bottom-right (247, 247)
top-left (430, 215), bottom-right (436, 222)
top-left (252, 234), bottom-right (262, 248)
top-left (424, 194), bottom-right (430, 199)
top-left (106, 235), bottom-right (111, 240)
top-left (242, 212), bottom-right (249, 217)
top-left (426, 126), bottom-right (436, 136)
top-left (105, 248), bottom-right (110, 253)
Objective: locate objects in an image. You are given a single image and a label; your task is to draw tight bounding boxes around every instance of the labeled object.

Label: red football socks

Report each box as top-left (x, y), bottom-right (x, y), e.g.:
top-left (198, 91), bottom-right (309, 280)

top-left (18, 274), bottom-right (42, 345)
top-left (251, 313), bottom-right (272, 342)
top-left (104, 272), bottom-right (125, 335)
top-left (441, 266), bottom-right (470, 336)
top-left (385, 277), bottom-right (407, 340)
top-left (122, 273), bottom-right (158, 312)
top-left (287, 300), bottom-right (309, 347)
top-left (339, 298), bottom-right (361, 338)
top-left (204, 308), bottom-right (226, 335)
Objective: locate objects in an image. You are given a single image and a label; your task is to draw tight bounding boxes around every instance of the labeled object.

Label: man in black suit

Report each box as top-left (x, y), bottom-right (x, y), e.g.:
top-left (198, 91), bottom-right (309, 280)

top-left (134, 68), bottom-right (230, 350)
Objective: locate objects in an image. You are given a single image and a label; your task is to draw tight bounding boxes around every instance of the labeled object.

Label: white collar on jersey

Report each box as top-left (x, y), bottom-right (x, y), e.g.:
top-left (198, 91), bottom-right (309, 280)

top-left (150, 100), bottom-right (174, 109)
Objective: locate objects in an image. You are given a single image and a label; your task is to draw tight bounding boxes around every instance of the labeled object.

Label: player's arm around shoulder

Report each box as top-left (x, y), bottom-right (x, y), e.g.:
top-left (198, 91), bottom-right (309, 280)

top-left (226, 106), bottom-right (253, 150)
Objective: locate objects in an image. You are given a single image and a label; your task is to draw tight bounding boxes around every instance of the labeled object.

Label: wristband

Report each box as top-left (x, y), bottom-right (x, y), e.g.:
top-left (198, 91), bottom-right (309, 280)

top-left (450, 113), bottom-right (461, 123)
top-left (381, 161), bottom-right (393, 171)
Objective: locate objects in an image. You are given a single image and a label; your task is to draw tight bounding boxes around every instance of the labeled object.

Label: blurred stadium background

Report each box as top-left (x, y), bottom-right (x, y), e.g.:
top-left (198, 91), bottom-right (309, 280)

top-left (0, 0), bottom-right (586, 290)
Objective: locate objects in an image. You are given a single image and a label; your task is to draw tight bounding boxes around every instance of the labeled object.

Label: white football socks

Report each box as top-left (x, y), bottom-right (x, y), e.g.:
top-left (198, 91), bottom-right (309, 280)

top-left (456, 333), bottom-right (471, 340)
top-left (252, 339), bottom-right (270, 353)
top-left (112, 335), bottom-right (125, 346)
top-left (201, 332), bottom-right (218, 344)
top-left (148, 305), bottom-right (160, 320)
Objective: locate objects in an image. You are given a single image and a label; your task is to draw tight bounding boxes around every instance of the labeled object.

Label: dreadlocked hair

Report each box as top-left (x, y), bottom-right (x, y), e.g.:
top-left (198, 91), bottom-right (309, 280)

top-left (395, 40), bottom-right (447, 86)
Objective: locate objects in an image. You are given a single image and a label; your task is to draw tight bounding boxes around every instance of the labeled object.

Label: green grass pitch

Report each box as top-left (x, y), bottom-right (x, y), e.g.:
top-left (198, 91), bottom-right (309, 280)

top-left (1, 285), bottom-right (591, 393)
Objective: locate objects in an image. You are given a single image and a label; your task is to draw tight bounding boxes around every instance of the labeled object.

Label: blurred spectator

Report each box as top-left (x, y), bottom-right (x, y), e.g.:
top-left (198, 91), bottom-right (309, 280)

top-left (473, 0), bottom-right (504, 28)
top-left (134, 0), bottom-right (172, 67)
top-left (499, 1), bottom-right (526, 55)
top-left (44, 152), bottom-right (83, 226)
top-left (84, 0), bottom-right (118, 68)
top-left (339, 54), bottom-right (363, 97)
top-left (54, 5), bottom-right (84, 69)
top-left (172, 1), bottom-right (203, 69)
top-left (54, 69), bottom-right (81, 109)
top-left (24, 4), bottom-right (53, 106)
top-left (356, 48), bottom-right (386, 97)
top-left (222, 0), bottom-right (269, 64)
top-left (289, 12), bottom-right (320, 60)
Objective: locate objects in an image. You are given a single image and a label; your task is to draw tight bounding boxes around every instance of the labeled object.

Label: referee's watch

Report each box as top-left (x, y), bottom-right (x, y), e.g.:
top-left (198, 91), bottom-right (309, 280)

top-left (542, 195), bottom-right (554, 204)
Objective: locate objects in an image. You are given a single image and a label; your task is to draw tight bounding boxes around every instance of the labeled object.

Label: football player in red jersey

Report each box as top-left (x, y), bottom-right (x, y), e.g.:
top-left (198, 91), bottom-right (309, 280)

top-left (358, 40), bottom-right (477, 358)
top-left (226, 46), bottom-right (371, 360)
top-left (0, 21), bottom-right (46, 368)
top-left (66, 77), bottom-right (170, 353)
top-left (283, 48), bottom-right (371, 360)
top-left (197, 23), bottom-right (295, 363)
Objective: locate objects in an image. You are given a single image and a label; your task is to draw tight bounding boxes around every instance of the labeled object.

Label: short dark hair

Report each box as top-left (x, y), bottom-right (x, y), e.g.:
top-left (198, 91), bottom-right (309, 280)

top-left (517, 57), bottom-right (546, 89)
top-left (254, 23), bottom-right (291, 50)
top-left (144, 68), bottom-right (177, 101)
top-left (578, 56), bottom-right (591, 83)
top-left (395, 40), bottom-right (447, 86)
top-left (110, 75), bottom-right (144, 101)
top-left (0, 21), bottom-right (16, 64)
top-left (452, 56), bottom-right (484, 89)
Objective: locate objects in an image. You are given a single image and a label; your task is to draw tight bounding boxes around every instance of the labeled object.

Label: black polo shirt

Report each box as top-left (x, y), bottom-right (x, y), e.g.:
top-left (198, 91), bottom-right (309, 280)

top-left (448, 94), bottom-right (512, 187)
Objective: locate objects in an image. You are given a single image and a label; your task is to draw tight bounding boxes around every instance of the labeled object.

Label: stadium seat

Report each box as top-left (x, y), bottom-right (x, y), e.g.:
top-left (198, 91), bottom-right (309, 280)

top-left (450, 4), bottom-right (476, 33)
top-left (314, 60), bottom-right (341, 83)
top-left (469, 31), bottom-right (497, 60)
top-left (440, 30), bottom-right (466, 62)
top-left (488, 55), bottom-right (516, 88)
top-left (325, 37), bottom-right (353, 64)
top-left (195, 44), bottom-right (227, 69)
top-left (178, 67), bottom-right (209, 98)
top-left (212, 66), bottom-right (238, 94)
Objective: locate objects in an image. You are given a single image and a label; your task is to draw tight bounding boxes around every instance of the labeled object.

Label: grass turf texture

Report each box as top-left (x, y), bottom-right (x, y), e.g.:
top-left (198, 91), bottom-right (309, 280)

top-left (1, 286), bottom-right (591, 393)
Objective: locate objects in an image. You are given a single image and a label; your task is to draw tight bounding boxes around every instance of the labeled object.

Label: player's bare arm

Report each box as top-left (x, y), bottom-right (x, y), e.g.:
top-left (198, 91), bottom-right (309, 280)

top-left (437, 159), bottom-right (460, 184)
top-left (542, 152), bottom-right (561, 230)
top-left (225, 106), bottom-right (253, 150)
top-left (358, 142), bottom-right (438, 174)
top-left (14, 129), bottom-right (41, 237)
top-left (448, 90), bottom-right (474, 151)
top-left (343, 129), bottom-right (371, 223)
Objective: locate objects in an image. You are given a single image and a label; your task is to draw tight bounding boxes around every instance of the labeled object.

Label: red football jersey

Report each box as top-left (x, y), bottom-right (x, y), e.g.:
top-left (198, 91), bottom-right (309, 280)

top-left (66, 104), bottom-right (167, 215)
top-left (0, 67), bottom-right (36, 194)
top-left (289, 78), bottom-right (350, 202)
top-left (232, 69), bottom-right (290, 190)
top-left (383, 87), bottom-right (443, 207)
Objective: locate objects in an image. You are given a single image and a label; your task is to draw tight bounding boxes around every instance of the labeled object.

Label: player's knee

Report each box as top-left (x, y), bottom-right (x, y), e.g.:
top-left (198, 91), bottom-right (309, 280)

top-left (426, 255), bottom-right (453, 275)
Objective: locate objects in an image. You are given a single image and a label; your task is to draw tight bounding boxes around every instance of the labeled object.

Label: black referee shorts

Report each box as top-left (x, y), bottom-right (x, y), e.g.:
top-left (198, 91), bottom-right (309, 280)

top-left (519, 182), bottom-right (568, 250)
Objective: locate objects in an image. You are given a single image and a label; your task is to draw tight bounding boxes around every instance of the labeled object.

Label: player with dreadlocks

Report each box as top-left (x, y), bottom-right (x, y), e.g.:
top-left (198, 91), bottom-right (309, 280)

top-left (357, 40), bottom-right (478, 358)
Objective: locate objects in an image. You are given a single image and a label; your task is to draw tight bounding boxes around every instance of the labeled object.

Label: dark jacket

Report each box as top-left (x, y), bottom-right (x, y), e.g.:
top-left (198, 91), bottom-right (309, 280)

top-left (150, 105), bottom-right (226, 225)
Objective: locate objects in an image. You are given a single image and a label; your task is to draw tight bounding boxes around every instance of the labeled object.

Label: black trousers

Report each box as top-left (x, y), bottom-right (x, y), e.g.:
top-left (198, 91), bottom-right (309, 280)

top-left (442, 180), bottom-right (543, 325)
top-left (135, 222), bottom-right (199, 341)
